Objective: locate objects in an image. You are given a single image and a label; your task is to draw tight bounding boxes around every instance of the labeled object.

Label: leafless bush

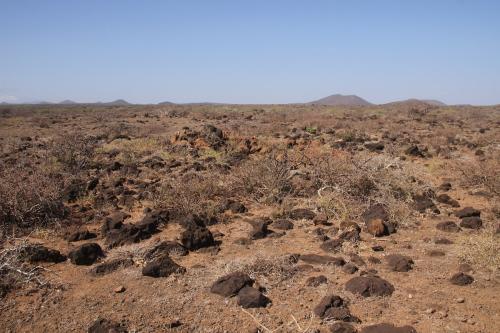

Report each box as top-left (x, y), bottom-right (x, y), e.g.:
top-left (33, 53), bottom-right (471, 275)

top-left (232, 149), bottom-right (296, 203)
top-left (308, 150), bottom-right (429, 227)
top-left (0, 239), bottom-right (52, 297)
top-left (0, 166), bottom-right (65, 237)
top-left (458, 228), bottom-right (500, 275)
top-left (151, 172), bottom-right (228, 220)
top-left (456, 155), bottom-right (500, 197)
top-left (47, 133), bottom-right (98, 172)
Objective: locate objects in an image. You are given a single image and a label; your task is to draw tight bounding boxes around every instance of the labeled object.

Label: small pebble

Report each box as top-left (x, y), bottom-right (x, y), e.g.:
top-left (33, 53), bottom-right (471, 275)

top-left (114, 286), bottom-right (126, 293)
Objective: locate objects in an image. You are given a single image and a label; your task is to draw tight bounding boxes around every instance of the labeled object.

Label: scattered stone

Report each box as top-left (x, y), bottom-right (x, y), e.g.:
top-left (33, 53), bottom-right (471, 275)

top-left (362, 204), bottom-right (395, 236)
top-left (289, 208), bottom-right (316, 220)
top-left (306, 275), bottom-right (328, 287)
top-left (142, 255), bottom-right (186, 278)
top-left (365, 142), bottom-right (384, 152)
top-left (144, 241), bottom-right (188, 260)
top-left (367, 256), bottom-right (381, 264)
top-left (313, 213), bottom-right (329, 225)
top-left (438, 182), bottom-right (452, 191)
top-left (360, 323), bottom-right (416, 333)
top-left (247, 218), bottom-right (272, 239)
top-left (385, 254), bottom-right (414, 272)
top-left (271, 219), bottom-right (294, 230)
top-left (101, 212), bottom-right (130, 234)
top-left (19, 244), bottom-right (67, 264)
top-left (320, 238), bottom-right (344, 252)
top-left (237, 286), bottom-right (270, 308)
top-left (434, 238), bottom-right (453, 245)
top-left (313, 295), bottom-right (345, 318)
top-left (456, 297), bottom-right (465, 303)
top-left (372, 245), bottom-right (384, 252)
top-left (427, 250), bottom-right (445, 257)
top-left (181, 225), bottom-right (215, 250)
top-left (88, 318), bottom-right (127, 333)
top-left (459, 216), bottom-right (482, 229)
top-left (90, 258), bottom-right (134, 276)
top-left (329, 322), bottom-right (357, 333)
top-left (345, 276), bottom-right (395, 297)
top-left (412, 194), bottom-right (439, 214)
top-left (436, 194), bottom-right (460, 207)
top-left (66, 230), bottom-right (97, 242)
top-left (106, 219), bottom-right (159, 248)
top-left (210, 272), bottom-right (254, 297)
top-left (454, 207), bottom-right (480, 218)
top-left (68, 243), bottom-right (104, 265)
top-left (338, 225), bottom-right (361, 242)
top-left (342, 263), bottom-right (358, 274)
top-left (405, 145), bottom-right (426, 158)
top-left (114, 286), bottom-right (126, 293)
top-left (450, 272), bottom-right (474, 286)
top-left (224, 199), bottom-right (247, 213)
top-left (436, 221), bottom-right (461, 232)
top-left (349, 254), bottom-right (366, 266)
top-left (299, 254), bottom-right (345, 266)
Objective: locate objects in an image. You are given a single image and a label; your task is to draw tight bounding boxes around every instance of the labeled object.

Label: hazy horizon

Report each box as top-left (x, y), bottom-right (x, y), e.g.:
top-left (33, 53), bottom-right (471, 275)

top-left (1, 1), bottom-right (499, 105)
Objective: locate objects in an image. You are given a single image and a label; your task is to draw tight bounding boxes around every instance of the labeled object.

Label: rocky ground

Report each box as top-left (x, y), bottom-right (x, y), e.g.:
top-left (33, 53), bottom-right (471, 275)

top-left (0, 102), bottom-right (498, 333)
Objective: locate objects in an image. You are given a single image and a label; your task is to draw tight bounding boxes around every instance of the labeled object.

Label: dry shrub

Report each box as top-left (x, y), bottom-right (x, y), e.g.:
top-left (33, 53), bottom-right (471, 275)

top-left (0, 239), bottom-right (53, 297)
top-left (308, 150), bottom-right (429, 227)
top-left (151, 172), bottom-right (229, 220)
top-left (231, 149), bottom-right (296, 203)
top-left (220, 254), bottom-right (298, 287)
top-left (47, 133), bottom-right (97, 172)
top-left (0, 166), bottom-right (65, 237)
top-left (456, 155), bottom-right (500, 197)
top-left (458, 229), bottom-right (500, 275)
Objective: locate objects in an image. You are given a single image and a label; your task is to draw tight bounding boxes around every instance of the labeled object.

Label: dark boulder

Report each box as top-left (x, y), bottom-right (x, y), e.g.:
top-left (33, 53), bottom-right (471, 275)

top-left (362, 204), bottom-right (395, 236)
top-left (288, 208), bottom-right (316, 220)
top-left (106, 219), bottom-right (159, 248)
top-left (459, 216), bottom-right (482, 229)
top-left (237, 286), bottom-right (270, 308)
top-left (271, 219), bottom-right (294, 230)
top-left (330, 322), bottom-right (357, 333)
top-left (66, 230), bottom-right (97, 242)
top-left (100, 212), bottom-right (130, 234)
top-left (299, 254), bottom-right (345, 266)
top-left (385, 254), bottom-right (414, 272)
top-left (144, 241), bottom-right (188, 260)
top-left (88, 318), bottom-right (127, 333)
top-left (454, 207), bottom-right (480, 218)
top-left (345, 276), bottom-right (394, 297)
top-left (90, 257), bottom-right (134, 276)
top-left (142, 255), bottom-right (186, 278)
top-left (247, 218), bottom-right (272, 239)
top-left (180, 225), bottom-right (215, 250)
top-left (450, 272), bottom-right (474, 286)
top-left (306, 275), bottom-right (328, 287)
top-left (436, 221), bottom-right (461, 232)
top-left (210, 272), bottom-right (254, 297)
top-left (68, 243), bottom-right (104, 265)
top-left (360, 323), bottom-right (416, 333)
top-left (320, 238), bottom-right (344, 252)
top-left (412, 194), bottom-right (439, 214)
top-left (436, 194), bottom-right (460, 207)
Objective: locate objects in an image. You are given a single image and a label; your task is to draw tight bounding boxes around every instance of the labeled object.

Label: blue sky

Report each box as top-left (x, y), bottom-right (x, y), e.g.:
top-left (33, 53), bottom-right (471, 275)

top-left (1, 0), bottom-right (499, 105)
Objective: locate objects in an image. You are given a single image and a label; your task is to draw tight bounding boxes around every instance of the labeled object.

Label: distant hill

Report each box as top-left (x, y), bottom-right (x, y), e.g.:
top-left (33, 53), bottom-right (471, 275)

top-left (103, 99), bottom-right (131, 106)
top-left (158, 101), bottom-right (175, 105)
top-left (308, 94), bottom-right (372, 106)
top-left (385, 98), bottom-right (446, 107)
top-left (59, 100), bottom-right (77, 105)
